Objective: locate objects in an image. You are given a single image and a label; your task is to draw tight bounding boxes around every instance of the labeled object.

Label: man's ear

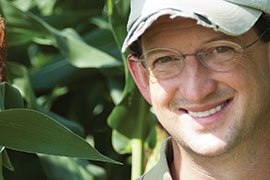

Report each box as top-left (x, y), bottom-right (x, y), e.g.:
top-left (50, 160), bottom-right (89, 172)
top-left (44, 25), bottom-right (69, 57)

top-left (127, 54), bottom-right (152, 105)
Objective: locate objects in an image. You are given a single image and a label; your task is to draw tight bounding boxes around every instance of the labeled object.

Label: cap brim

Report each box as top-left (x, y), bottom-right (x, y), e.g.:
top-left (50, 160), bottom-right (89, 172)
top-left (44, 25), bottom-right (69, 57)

top-left (122, 0), bottom-right (262, 52)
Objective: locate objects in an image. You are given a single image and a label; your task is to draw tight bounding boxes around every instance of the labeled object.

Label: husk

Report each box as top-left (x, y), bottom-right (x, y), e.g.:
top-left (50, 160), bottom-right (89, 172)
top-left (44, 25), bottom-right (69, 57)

top-left (0, 16), bottom-right (7, 82)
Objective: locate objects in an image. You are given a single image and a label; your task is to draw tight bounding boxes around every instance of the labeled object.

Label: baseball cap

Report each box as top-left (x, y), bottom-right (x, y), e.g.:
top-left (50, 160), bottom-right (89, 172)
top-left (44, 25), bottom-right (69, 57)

top-left (122, 0), bottom-right (270, 52)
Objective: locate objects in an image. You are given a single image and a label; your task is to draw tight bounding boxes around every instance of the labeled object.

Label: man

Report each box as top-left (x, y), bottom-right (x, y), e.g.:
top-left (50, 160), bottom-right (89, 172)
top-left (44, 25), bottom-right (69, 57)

top-left (122, 0), bottom-right (270, 179)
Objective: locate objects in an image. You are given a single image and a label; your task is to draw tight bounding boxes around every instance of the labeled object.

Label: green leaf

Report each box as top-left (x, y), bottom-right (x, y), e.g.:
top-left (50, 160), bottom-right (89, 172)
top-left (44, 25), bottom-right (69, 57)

top-left (0, 0), bottom-right (51, 38)
top-left (83, 29), bottom-right (122, 60)
top-left (0, 109), bottom-right (120, 164)
top-left (108, 88), bottom-right (156, 178)
top-left (8, 62), bottom-right (85, 136)
top-left (111, 130), bottom-right (132, 154)
top-left (6, 32), bottom-right (34, 46)
top-left (107, 0), bottom-right (130, 48)
top-left (7, 62), bottom-right (38, 109)
top-left (29, 58), bottom-right (86, 91)
top-left (10, 0), bottom-right (38, 11)
top-left (39, 154), bottom-right (106, 180)
top-left (51, 28), bottom-right (122, 68)
top-left (0, 153), bottom-right (4, 180)
top-left (0, 82), bottom-right (24, 110)
top-left (107, 0), bottom-right (135, 103)
top-left (107, 89), bottom-right (155, 154)
top-left (43, 10), bottom-right (100, 29)
top-left (106, 74), bottom-right (124, 105)
top-left (37, 0), bottom-right (56, 16)
top-left (2, 149), bottom-right (14, 171)
top-left (38, 108), bottom-right (85, 137)
top-left (1, 0), bottom-right (122, 69)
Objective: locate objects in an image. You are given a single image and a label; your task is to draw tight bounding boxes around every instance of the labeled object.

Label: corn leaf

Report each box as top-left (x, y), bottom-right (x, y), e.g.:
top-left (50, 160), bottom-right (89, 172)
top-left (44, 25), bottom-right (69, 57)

top-left (0, 109), bottom-right (120, 164)
top-left (0, 0), bottom-right (121, 68)
top-left (2, 149), bottom-right (14, 171)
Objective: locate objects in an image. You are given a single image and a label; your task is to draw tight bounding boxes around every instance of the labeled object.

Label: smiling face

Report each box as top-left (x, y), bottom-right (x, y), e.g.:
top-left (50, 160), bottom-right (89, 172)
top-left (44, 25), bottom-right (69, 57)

top-left (128, 16), bottom-right (270, 157)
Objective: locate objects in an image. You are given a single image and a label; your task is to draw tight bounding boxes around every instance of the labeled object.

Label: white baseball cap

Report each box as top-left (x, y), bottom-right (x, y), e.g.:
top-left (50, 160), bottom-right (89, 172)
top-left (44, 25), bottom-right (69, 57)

top-left (122, 0), bottom-right (270, 52)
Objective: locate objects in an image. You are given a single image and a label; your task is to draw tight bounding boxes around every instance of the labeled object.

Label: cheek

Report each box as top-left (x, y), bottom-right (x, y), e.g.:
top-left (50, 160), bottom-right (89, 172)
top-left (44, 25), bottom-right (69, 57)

top-left (149, 77), bottom-right (179, 107)
top-left (234, 53), bottom-right (270, 110)
top-left (149, 84), bottom-right (179, 131)
top-left (149, 83), bottom-right (168, 108)
top-left (148, 79), bottom-right (180, 125)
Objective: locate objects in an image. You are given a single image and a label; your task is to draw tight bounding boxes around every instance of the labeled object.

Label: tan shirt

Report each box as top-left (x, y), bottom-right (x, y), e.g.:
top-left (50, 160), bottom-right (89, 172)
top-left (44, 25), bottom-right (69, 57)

top-left (137, 137), bottom-right (173, 180)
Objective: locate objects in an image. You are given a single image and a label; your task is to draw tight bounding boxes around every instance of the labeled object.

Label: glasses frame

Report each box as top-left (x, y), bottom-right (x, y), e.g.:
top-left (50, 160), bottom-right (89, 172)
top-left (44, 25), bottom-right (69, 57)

top-left (128, 26), bottom-right (270, 77)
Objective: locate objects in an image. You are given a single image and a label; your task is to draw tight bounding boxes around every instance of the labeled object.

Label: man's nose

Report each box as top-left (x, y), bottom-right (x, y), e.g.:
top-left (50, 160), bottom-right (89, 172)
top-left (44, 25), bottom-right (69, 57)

top-left (177, 55), bottom-right (217, 103)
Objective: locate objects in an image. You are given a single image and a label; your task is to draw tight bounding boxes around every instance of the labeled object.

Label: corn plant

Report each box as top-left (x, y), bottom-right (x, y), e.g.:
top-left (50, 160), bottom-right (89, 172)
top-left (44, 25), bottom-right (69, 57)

top-left (0, 0), bottom-right (161, 179)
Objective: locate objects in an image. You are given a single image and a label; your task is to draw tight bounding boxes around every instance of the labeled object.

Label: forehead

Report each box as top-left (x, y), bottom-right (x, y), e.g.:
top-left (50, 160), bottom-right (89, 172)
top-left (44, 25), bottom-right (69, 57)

top-left (141, 16), bottom-right (255, 51)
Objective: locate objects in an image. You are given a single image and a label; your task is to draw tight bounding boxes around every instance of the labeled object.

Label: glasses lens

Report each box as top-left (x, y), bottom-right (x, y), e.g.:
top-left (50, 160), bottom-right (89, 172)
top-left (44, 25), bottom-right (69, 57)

top-left (199, 41), bottom-right (242, 72)
top-left (141, 48), bottom-right (184, 79)
top-left (140, 41), bottom-right (242, 79)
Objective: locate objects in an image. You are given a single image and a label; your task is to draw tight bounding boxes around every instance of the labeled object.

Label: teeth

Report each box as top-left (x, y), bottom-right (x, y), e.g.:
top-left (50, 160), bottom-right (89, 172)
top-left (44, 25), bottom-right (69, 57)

top-left (188, 102), bottom-right (227, 118)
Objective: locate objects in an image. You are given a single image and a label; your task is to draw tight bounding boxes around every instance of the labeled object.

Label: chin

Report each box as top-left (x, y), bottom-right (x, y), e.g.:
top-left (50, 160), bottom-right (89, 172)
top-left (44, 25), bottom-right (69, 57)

top-left (180, 133), bottom-right (239, 158)
top-left (191, 145), bottom-right (228, 158)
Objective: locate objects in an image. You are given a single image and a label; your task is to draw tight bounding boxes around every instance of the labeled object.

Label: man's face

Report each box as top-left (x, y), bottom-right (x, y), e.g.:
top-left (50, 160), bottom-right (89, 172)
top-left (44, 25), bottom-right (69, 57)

top-left (129, 16), bottom-right (270, 157)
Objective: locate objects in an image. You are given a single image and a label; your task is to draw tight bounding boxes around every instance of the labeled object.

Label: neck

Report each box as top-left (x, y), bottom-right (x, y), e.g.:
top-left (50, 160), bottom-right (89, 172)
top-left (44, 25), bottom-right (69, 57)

top-left (170, 119), bottom-right (270, 180)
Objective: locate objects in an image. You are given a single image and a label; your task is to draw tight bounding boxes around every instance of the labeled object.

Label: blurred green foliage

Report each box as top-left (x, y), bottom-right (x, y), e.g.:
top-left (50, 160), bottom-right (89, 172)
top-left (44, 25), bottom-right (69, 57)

top-left (0, 0), bottom-right (159, 179)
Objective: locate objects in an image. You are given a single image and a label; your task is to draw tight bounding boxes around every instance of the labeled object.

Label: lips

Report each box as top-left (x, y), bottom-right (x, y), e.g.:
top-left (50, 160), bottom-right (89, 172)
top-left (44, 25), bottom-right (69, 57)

top-left (188, 101), bottom-right (228, 118)
top-left (179, 99), bottom-right (231, 118)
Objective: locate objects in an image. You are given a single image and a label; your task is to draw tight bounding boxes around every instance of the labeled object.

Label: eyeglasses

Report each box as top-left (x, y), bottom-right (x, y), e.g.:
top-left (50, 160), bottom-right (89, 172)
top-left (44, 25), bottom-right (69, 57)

top-left (129, 27), bottom-right (270, 79)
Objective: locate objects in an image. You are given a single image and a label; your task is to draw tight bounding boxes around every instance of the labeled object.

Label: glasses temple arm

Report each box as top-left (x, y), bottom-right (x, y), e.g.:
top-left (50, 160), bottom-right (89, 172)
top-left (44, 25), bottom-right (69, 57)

top-left (243, 26), bottom-right (270, 49)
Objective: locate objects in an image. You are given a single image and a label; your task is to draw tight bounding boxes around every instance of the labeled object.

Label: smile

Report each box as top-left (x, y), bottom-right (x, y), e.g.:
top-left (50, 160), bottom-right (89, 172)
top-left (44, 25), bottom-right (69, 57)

top-left (188, 101), bottom-right (229, 118)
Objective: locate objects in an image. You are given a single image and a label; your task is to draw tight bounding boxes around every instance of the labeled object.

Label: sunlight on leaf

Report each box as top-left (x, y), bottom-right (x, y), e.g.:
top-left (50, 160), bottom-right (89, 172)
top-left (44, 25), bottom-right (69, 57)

top-left (38, 155), bottom-right (106, 180)
top-left (1, 0), bottom-right (122, 69)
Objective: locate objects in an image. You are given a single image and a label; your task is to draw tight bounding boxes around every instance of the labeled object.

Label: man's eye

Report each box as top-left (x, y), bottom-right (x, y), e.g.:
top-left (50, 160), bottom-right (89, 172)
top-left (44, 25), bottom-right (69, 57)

top-left (155, 56), bottom-right (173, 64)
top-left (213, 46), bottom-right (232, 53)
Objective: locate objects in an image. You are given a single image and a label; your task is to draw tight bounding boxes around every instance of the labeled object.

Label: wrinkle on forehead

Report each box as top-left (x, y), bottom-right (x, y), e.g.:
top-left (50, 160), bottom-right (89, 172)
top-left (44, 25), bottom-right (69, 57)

top-left (142, 16), bottom-right (199, 45)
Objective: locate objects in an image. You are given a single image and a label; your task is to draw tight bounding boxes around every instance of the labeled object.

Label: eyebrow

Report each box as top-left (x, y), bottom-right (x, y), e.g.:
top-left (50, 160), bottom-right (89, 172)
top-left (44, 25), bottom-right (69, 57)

top-left (205, 33), bottom-right (243, 44)
top-left (143, 32), bottom-right (246, 53)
